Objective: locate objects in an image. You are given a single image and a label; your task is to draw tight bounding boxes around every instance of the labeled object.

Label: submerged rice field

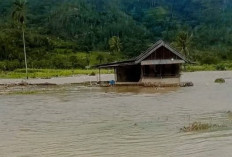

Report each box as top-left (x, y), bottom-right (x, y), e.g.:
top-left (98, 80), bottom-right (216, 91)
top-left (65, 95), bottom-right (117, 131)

top-left (0, 71), bottom-right (232, 157)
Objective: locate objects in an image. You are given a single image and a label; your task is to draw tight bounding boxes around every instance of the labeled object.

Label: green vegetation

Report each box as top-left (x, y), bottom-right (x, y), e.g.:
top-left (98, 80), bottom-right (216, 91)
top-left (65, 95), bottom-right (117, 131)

top-left (180, 122), bottom-right (225, 132)
top-left (11, 0), bottom-right (28, 78)
top-left (8, 90), bottom-right (41, 95)
top-left (0, 69), bottom-right (113, 79)
top-left (215, 78), bottom-right (226, 83)
top-left (0, 51), bottom-right (120, 70)
top-left (109, 36), bottom-right (122, 54)
top-left (1, 0), bottom-right (232, 75)
top-left (172, 31), bottom-right (192, 58)
top-left (185, 62), bottom-right (232, 72)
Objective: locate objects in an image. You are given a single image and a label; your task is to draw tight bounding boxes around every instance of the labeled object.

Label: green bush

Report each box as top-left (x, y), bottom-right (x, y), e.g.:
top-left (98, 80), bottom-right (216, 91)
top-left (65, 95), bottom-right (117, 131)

top-left (31, 59), bottom-right (52, 69)
top-left (4, 60), bottom-right (21, 71)
top-left (51, 54), bottom-right (70, 69)
top-left (69, 55), bottom-right (87, 69)
top-left (185, 64), bottom-right (215, 72)
top-left (215, 78), bottom-right (225, 83)
top-left (0, 61), bottom-right (6, 70)
top-left (180, 122), bottom-right (224, 132)
top-left (89, 71), bottom-right (96, 76)
top-left (223, 62), bottom-right (232, 70)
top-left (199, 55), bottom-right (220, 65)
top-left (215, 64), bottom-right (226, 71)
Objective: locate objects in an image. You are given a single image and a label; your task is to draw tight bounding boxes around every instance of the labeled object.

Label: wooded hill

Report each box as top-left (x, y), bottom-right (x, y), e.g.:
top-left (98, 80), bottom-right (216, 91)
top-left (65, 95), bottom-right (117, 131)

top-left (0, 0), bottom-right (232, 70)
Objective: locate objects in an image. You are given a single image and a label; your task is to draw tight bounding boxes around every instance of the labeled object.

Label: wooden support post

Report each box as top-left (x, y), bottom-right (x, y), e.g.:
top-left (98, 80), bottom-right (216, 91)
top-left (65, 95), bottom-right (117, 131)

top-left (99, 68), bottom-right (101, 84)
top-left (178, 64), bottom-right (181, 76)
top-left (114, 67), bottom-right (117, 82)
top-left (160, 65), bottom-right (162, 79)
top-left (140, 65), bottom-right (143, 82)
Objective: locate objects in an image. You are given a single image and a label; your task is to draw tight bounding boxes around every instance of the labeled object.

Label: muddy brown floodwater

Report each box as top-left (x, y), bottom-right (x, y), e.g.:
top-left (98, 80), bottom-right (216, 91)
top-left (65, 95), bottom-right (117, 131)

top-left (0, 71), bottom-right (232, 157)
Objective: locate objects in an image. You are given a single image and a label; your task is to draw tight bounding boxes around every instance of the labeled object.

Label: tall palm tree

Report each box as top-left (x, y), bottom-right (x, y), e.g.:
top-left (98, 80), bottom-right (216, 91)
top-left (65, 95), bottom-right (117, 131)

top-left (175, 31), bottom-right (192, 58)
top-left (173, 31), bottom-right (192, 71)
top-left (109, 36), bottom-right (122, 54)
top-left (12, 0), bottom-right (28, 79)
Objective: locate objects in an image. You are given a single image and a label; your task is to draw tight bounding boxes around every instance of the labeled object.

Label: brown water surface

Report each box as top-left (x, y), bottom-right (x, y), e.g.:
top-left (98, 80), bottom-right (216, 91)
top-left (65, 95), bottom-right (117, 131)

top-left (0, 71), bottom-right (232, 157)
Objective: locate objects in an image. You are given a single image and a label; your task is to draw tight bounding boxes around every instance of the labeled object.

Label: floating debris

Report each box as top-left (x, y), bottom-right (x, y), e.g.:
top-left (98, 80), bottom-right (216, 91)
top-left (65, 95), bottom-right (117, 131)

top-left (180, 82), bottom-right (194, 87)
top-left (215, 78), bottom-right (225, 83)
top-left (226, 111), bottom-right (232, 120)
top-left (180, 122), bottom-right (225, 132)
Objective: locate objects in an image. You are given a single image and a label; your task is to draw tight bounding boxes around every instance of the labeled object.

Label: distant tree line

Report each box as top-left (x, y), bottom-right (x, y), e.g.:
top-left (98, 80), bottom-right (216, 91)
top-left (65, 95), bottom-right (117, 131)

top-left (0, 0), bottom-right (232, 71)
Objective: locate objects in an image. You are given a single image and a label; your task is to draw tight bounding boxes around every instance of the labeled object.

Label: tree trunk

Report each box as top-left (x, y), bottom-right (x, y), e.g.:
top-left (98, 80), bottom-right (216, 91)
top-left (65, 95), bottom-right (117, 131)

top-left (22, 28), bottom-right (28, 79)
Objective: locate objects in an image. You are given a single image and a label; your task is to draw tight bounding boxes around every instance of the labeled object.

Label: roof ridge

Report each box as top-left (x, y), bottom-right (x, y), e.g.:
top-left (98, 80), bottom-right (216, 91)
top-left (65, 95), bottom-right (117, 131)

top-left (135, 40), bottom-right (164, 61)
top-left (96, 39), bottom-right (188, 68)
top-left (163, 42), bottom-right (188, 62)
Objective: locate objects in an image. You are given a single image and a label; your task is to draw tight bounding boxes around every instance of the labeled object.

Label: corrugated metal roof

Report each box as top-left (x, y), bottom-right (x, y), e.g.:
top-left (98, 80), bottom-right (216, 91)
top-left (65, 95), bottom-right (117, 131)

top-left (96, 40), bottom-right (188, 68)
top-left (141, 59), bottom-right (185, 65)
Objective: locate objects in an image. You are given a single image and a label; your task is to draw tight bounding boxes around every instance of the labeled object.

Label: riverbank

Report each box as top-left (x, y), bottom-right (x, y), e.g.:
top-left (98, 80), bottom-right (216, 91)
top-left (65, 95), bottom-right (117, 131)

top-left (0, 71), bottom-right (231, 86)
top-left (0, 71), bottom-right (231, 88)
top-left (1, 62), bottom-right (232, 79)
top-left (0, 74), bottom-right (114, 85)
top-left (0, 74), bottom-right (114, 95)
top-left (185, 63), bottom-right (232, 72)
top-left (0, 69), bottom-right (113, 79)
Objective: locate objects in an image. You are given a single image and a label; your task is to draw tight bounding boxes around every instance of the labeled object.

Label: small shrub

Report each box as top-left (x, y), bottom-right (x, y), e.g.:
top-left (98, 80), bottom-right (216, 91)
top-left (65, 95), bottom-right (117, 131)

top-left (5, 60), bottom-right (21, 71)
top-left (52, 55), bottom-right (66, 69)
top-left (200, 55), bottom-right (220, 65)
top-left (89, 71), bottom-right (96, 76)
top-left (224, 62), bottom-right (232, 69)
top-left (215, 78), bottom-right (225, 83)
top-left (180, 122), bottom-right (224, 132)
top-left (215, 64), bottom-right (226, 71)
top-left (0, 61), bottom-right (6, 70)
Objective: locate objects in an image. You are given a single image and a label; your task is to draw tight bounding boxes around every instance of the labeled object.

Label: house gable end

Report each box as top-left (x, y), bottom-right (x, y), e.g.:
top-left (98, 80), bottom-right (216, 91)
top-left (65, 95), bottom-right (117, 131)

top-left (135, 40), bottom-right (187, 64)
top-left (96, 40), bottom-right (187, 68)
top-left (163, 44), bottom-right (187, 62)
top-left (135, 41), bottom-right (164, 64)
top-left (144, 46), bottom-right (182, 61)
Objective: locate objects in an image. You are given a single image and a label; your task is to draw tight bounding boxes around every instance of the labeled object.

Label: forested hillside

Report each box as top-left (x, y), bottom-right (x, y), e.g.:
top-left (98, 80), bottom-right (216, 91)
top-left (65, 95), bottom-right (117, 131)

top-left (0, 0), bottom-right (232, 70)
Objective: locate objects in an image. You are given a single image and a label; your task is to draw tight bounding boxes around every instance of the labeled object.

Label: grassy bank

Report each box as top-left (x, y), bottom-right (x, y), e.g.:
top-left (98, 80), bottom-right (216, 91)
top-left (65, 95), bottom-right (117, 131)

top-left (0, 61), bottom-right (232, 79)
top-left (185, 62), bottom-right (232, 72)
top-left (0, 69), bottom-right (113, 79)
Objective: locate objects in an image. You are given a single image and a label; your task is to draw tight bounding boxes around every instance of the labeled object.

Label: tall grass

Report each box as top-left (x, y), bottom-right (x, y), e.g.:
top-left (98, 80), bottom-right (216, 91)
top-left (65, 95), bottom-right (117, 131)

top-left (0, 69), bottom-right (113, 79)
top-left (185, 62), bottom-right (232, 72)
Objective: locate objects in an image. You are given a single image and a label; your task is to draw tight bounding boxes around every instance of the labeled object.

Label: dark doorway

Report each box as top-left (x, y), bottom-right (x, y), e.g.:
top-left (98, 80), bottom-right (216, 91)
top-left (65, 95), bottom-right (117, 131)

top-left (116, 65), bottom-right (141, 82)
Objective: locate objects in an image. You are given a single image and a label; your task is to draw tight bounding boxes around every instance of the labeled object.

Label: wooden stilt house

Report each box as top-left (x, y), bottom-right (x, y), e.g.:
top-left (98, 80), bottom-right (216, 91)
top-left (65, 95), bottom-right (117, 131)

top-left (97, 40), bottom-right (188, 86)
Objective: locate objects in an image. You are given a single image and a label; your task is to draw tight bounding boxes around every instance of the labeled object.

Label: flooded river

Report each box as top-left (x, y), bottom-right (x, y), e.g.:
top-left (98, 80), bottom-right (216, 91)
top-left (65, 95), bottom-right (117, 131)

top-left (0, 71), bottom-right (232, 157)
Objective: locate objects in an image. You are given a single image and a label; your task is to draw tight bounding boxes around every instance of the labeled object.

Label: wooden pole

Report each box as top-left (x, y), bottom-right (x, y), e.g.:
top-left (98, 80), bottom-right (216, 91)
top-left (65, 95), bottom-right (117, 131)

top-left (99, 68), bottom-right (101, 84)
top-left (22, 28), bottom-right (28, 79)
top-left (160, 65), bottom-right (162, 79)
top-left (114, 67), bottom-right (117, 82)
top-left (140, 65), bottom-right (143, 82)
